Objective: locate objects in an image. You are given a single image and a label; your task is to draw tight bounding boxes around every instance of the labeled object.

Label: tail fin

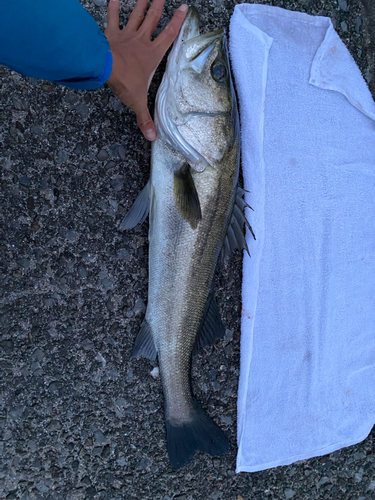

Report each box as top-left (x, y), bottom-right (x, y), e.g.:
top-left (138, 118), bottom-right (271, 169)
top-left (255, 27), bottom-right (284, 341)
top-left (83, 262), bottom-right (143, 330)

top-left (165, 402), bottom-right (230, 470)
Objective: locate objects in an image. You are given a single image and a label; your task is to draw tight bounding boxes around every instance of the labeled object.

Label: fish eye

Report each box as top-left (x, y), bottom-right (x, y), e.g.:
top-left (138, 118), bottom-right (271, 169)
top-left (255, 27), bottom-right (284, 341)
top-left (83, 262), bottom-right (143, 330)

top-left (211, 62), bottom-right (227, 82)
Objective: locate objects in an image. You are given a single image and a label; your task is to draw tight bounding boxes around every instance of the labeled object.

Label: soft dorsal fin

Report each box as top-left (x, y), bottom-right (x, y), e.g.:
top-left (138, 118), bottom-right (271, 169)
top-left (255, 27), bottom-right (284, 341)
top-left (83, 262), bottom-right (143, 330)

top-left (173, 163), bottom-right (202, 230)
top-left (131, 318), bottom-right (157, 361)
top-left (193, 292), bottom-right (225, 355)
top-left (220, 186), bottom-right (255, 264)
top-left (120, 180), bottom-right (151, 230)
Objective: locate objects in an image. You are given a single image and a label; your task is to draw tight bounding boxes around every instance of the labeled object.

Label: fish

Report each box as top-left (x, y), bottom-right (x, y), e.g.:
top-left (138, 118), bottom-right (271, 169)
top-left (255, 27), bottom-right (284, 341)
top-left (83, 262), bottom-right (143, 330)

top-left (120, 6), bottom-right (254, 470)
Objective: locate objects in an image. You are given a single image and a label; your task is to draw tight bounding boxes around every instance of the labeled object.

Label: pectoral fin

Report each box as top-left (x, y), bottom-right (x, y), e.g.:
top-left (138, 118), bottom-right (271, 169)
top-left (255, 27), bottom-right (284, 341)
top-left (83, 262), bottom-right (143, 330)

top-left (173, 164), bottom-right (202, 230)
top-left (120, 180), bottom-right (151, 230)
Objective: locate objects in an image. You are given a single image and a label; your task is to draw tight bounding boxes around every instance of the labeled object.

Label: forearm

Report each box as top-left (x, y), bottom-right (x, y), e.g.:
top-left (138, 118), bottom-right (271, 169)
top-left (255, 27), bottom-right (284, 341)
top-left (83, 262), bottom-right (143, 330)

top-left (0, 0), bottom-right (112, 89)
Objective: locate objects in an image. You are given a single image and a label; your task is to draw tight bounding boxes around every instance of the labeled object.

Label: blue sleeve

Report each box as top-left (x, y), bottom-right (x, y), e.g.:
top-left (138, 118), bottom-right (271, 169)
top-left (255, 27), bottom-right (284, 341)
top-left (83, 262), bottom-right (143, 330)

top-left (0, 0), bottom-right (112, 90)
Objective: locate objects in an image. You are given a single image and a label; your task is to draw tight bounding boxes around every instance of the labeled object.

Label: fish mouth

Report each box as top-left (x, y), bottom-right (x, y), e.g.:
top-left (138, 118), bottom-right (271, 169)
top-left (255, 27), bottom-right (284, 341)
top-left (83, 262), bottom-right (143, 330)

top-left (170, 6), bottom-right (224, 69)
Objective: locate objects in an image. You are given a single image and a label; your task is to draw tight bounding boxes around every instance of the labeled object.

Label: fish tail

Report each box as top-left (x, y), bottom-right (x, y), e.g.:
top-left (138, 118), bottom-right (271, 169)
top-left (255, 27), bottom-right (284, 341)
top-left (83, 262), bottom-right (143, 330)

top-left (165, 400), bottom-right (230, 470)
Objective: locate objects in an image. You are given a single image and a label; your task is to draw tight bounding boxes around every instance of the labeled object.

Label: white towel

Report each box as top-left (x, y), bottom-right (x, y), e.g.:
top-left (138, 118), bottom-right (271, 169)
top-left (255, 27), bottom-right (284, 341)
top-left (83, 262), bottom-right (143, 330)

top-left (229, 4), bottom-right (375, 473)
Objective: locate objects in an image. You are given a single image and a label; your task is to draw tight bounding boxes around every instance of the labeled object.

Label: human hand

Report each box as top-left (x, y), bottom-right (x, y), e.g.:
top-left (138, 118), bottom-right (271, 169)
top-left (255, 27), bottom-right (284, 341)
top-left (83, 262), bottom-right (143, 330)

top-left (105, 0), bottom-right (188, 141)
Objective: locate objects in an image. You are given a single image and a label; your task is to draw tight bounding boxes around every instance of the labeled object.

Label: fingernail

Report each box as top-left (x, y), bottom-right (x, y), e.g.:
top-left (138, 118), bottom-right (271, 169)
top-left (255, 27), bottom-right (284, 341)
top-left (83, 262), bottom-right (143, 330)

top-left (178, 4), bottom-right (188, 12)
top-left (145, 128), bottom-right (157, 141)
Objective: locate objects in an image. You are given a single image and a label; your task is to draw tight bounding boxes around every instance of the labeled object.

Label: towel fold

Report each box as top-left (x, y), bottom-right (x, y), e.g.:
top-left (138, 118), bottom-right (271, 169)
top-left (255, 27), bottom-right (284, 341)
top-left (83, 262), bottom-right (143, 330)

top-left (230, 4), bottom-right (375, 473)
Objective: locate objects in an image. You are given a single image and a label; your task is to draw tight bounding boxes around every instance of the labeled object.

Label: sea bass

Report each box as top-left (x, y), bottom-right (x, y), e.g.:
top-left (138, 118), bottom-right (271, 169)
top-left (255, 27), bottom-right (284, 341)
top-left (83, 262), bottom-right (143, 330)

top-left (120, 6), bottom-right (253, 470)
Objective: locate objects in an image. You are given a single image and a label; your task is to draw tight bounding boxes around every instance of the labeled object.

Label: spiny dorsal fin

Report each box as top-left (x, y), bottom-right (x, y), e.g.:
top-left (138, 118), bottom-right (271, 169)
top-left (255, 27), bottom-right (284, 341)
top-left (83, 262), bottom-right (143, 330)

top-left (131, 318), bottom-right (157, 361)
top-left (173, 163), bottom-right (202, 230)
top-left (120, 180), bottom-right (151, 230)
top-left (193, 292), bottom-right (225, 355)
top-left (220, 185), bottom-right (255, 264)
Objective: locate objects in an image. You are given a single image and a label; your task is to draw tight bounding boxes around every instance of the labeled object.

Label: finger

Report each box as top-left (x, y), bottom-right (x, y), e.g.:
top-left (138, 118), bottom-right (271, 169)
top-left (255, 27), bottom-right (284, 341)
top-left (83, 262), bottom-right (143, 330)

top-left (107, 0), bottom-right (120, 31)
top-left (139, 0), bottom-right (165, 37)
top-left (135, 105), bottom-right (157, 141)
top-left (126, 0), bottom-right (149, 31)
top-left (153, 4), bottom-right (188, 52)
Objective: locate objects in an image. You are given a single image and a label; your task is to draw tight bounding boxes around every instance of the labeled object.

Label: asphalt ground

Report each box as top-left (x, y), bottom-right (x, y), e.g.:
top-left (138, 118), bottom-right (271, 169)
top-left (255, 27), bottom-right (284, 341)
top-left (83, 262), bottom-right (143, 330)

top-left (0, 1), bottom-right (374, 499)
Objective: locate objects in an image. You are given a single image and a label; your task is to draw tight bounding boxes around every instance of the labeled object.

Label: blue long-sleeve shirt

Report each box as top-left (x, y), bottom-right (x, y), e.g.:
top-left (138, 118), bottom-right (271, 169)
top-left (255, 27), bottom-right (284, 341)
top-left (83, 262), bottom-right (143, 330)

top-left (0, 0), bottom-right (112, 89)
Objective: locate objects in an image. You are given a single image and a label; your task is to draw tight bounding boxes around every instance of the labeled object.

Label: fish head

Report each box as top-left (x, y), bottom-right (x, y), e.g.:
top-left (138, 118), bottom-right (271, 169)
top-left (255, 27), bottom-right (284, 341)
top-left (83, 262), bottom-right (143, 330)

top-left (155, 7), bottom-right (239, 171)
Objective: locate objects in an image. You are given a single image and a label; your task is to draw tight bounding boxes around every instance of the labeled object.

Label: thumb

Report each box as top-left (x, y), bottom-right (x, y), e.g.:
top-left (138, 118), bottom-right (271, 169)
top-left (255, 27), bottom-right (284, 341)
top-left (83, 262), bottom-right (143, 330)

top-left (135, 106), bottom-right (157, 141)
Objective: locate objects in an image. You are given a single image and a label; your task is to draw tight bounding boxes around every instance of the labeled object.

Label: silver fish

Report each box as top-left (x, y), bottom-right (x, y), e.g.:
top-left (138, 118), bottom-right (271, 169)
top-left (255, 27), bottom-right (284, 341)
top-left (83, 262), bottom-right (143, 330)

top-left (120, 6), bottom-right (254, 470)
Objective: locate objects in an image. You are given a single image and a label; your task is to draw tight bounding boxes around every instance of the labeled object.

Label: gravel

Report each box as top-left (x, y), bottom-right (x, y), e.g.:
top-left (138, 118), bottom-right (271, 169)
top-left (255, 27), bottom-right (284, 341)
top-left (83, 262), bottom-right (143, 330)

top-left (0, 1), bottom-right (374, 499)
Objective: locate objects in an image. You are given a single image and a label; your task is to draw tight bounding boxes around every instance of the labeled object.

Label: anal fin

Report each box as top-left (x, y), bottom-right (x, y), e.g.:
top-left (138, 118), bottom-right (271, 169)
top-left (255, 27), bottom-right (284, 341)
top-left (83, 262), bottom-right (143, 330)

top-left (131, 318), bottom-right (157, 361)
top-left (193, 292), bottom-right (225, 355)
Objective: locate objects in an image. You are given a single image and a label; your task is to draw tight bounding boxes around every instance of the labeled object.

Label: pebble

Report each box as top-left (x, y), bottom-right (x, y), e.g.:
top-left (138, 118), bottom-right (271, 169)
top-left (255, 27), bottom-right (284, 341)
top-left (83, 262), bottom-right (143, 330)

top-left (139, 457), bottom-right (151, 469)
top-left (0, 340), bottom-right (14, 353)
top-left (12, 95), bottom-right (28, 111)
top-left (81, 339), bottom-right (94, 351)
top-left (98, 200), bottom-right (109, 211)
top-left (17, 257), bottom-right (30, 268)
top-left (355, 16), bottom-right (362, 33)
top-left (368, 480), bottom-right (375, 491)
top-left (224, 329), bottom-right (233, 344)
top-left (284, 489), bottom-right (295, 499)
top-left (35, 481), bottom-right (50, 493)
top-left (220, 415), bottom-right (232, 425)
top-left (94, 430), bottom-right (107, 444)
top-left (126, 368), bottom-right (134, 382)
top-left (118, 248), bottom-right (130, 260)
top-left (209, 492), bottom-right (222, 500)
top-left (32, 348), bottom-right (45, 361)
top-left (48, 381), bottom-right (60, 393)
top-left (133, 298), bottom-right (146, 315)
top-left (117, 456), bottom-right (127, 466)
top-left (105, 160), bottom-right (116, 170)
top-left (93, 0), bottom-right (107, 5)
top-left (340, 21), bottom-right (347, 32)
top-left (97, 149), bottom-right (109, 161)
top-left (112, 98), bottom-right (123, 112)
top-left (65, 92), bottom-right (79, 105)
top-left (108, 144), bottom-right (120, 157)
top-left (118, 145), bottom-right (126, 160)
top-left (27, 196), bottom-right (35, 210)
top-left (110, 177), bottom-right (124, 191)
top-left (73, 142), bottom-right (84, 155)
top-left (150, 367), bottom-right (159, 378)
top-left (102, 278), bottom-right (114, 290)
top-left (76, 103), bottom-right (89, 118)
top-left (338, 0), bottom-right (347, 10)
top-left (44, 298), bottom-right (55, 307)
top-left (354, 451), bottom-right (366, 461)
top-left (355, 469), bottom-right (364, 482)
top-left (19, 175), bottom-right (31, 187)
top-left (78, 266), bottom-right (87, 278)
top-left (66, 230), bottom-right (79, 242)
top-left (57, 150), bottom-right (68, 165)
top-left (31, 125), bottom-right (43, 136)
top-left (109, 199), bottom-right (118, 211)
top-left (109, 322), bottom-right (119, 334)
